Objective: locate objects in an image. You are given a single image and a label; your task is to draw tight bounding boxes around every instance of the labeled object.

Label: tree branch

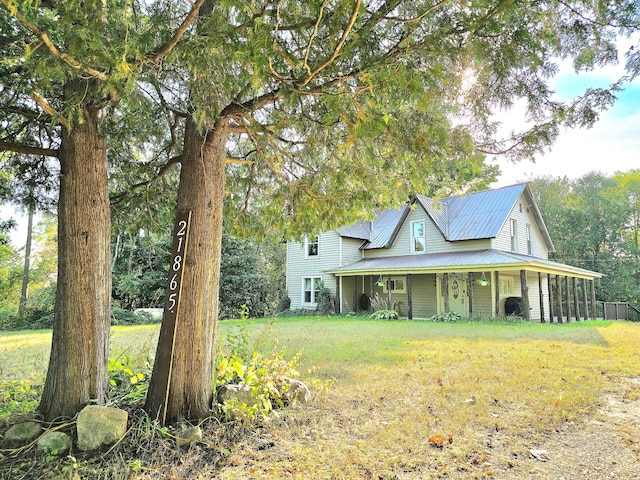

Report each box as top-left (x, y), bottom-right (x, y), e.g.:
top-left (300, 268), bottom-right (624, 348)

top-left (146, 0), bottom-right (206, 65)
top-left (0, 140), bottom-right (58, 157)
top-left (0, 0), bottom-right (108, 81)
top-left (110, 155), bottom-right (181, 205)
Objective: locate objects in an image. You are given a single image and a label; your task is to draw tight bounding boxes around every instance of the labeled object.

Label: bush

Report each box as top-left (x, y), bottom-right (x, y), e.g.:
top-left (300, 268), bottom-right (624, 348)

top-left (111, 307), bottom-right (155, 326)
top-left (370, 309), bottom-right (399, 321)
top-left (0, 307), bottom-right (20, 330)
top-left (20, 283), bottom-right (56, 329)
top-left (429, 311), bottom-right (461, 322)
top-left (276, 295), bottom-right (291, 313)
top-left (316, 282), bottom-right (334, 315)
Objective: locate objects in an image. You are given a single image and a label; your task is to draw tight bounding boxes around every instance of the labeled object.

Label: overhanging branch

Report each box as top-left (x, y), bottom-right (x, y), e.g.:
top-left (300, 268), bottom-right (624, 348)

top-left (0, 140), bottom-right (59, 157)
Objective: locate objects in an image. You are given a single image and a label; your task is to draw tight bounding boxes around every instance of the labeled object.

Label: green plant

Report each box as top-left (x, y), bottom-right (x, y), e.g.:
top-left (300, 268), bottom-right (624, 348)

top-left (316, 281), bottom-right (334, 315)
top-left (429, 311), bottom-right (462, 322)
top-left (0, 378), bottom-right (42, 417)
top-left (111, 306), bottom-right (155, 326)
top-left (276, 295), bottom-right (291, 313)
top-left (107, 354), bottom-right (150, 405)
top-left (370, 292), bottom-right (391, 312)
top-left (370, 309), bottom-right (399, 321)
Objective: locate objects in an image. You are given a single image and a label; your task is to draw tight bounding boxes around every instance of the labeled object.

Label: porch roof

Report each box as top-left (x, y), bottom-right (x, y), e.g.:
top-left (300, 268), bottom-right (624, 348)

top-left (326, 249), bottom-right (603, 279)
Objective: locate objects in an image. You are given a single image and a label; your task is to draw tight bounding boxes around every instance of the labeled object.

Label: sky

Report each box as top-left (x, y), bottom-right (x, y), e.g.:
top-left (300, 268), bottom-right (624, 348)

top-left (491, 44), bottom-right (640, 187)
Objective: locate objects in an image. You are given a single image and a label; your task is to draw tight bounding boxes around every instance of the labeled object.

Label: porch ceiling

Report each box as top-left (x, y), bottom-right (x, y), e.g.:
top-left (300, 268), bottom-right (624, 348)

top-left (326, 249), bottom-right (603, 279)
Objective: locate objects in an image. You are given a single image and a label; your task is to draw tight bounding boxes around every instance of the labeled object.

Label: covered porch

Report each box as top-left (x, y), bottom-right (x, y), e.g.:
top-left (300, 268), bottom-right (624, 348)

top-left (327, 250), bottom-right (603, 322)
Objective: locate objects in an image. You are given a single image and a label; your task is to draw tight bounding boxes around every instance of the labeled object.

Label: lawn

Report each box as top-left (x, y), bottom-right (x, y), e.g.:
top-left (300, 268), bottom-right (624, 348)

top-left (1, 317), bottom-right (639, 479)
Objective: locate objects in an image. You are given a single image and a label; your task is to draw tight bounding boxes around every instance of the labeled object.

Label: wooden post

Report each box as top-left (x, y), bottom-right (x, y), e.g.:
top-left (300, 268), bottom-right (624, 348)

top-left (407, 274), bottom-right (413, 320)
top-left (467, 272), bottom-right (474, 318)
top-left (547, 273), bottom-right (554, 323)
top-left (147, 209), bottom-right (192, 424)
top-left (590, 279), bottom-right (597, 319)
top-left (581, 278), bottom-right (588, 321)
top-left (353, 276), bottom-right (358, 313)
top-left (387, 274), bottom-right (392, 308)
top-left (564, 276), bottom-right (571, 322)
top-left (520, 270), bottom-right (530, 320)
top-left (555, 275), bottom-right (563, 323)
top-left (572, 277), bottom-right (581, 321)
top-left (337, 276), bottom-right (342, 314)
top-left (443, 273), bottom-right (449, 312)
top-left (369, 275), bottom-right (374, 310)
top-left (538, 272), bottom-right (545, 323)
top-left (494, 271), bottom-right (500, 318)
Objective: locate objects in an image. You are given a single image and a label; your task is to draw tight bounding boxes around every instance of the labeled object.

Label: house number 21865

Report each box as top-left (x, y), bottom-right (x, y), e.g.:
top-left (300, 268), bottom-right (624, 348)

top-left (166, 211), bottom-right (192, 314)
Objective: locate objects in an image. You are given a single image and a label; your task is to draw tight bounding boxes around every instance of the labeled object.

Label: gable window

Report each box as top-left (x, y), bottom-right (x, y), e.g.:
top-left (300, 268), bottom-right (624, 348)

top-left (383, 276), bottom-right (407, 294)
top-left (411, 220), bottom-right (426, 253)
top-left (510, 219), bottom-right (518, 252)
top-left (305, 236), bottom-right (319, 257)
top-left (302, 277), bottom-right (322, 304)
top-left (526, 224), bottom-right (532, 255)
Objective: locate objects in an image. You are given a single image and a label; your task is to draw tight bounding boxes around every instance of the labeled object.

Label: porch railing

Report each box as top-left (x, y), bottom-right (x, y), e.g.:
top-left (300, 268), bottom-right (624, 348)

top-left (597, 301), bottom-right (640, 322)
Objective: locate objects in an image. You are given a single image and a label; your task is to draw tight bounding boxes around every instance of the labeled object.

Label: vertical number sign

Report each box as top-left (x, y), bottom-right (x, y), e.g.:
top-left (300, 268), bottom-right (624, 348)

top-left (149, 209), bottom-right (192, 423)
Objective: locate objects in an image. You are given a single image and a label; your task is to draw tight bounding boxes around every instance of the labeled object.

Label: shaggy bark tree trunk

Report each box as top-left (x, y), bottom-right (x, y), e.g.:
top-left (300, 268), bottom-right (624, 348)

top-left (146, 116), bottom-right (226, 422)
top-left (39, 83), bottom-right (111, 421)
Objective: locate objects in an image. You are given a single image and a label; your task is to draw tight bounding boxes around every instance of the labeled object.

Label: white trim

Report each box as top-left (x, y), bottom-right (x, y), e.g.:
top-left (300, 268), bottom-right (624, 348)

top-left (304, 235), bottom-right (319, 258)
top-left (382, 276), bottom-right (407, 294)
top-left (411, 219), bottom-right (426, 254)
top-left (302, 276), bottom-right (322, 306)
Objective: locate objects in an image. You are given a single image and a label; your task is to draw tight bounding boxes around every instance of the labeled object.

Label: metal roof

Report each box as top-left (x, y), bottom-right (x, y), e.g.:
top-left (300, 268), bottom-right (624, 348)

top-left (326, 249), bottom-right (602, 279)
top-left (416, 183), bottom-right (527, 241)
top-left (335, 183), bottom-right (554, 252)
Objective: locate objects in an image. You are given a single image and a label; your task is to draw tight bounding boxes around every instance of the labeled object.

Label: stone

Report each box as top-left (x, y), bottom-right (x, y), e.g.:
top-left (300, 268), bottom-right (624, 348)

top-left (37, 431), bottom-right (72, 455)
top-left (283, 377), bottom-right (312, 404)
top-left (76, 405), bottom-right (128, 451)
top-left (176, 426), bottom-right (202, 447)
top-left (217, 384), bottom-right (257, 406)
top-left (3, 421), bottom-right (42, 446)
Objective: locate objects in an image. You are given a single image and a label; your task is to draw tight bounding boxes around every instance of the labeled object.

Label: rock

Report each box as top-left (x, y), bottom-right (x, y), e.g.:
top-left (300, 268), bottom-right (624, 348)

top-left (283, 377), bottom-right (312, 404)
top-left (76, 405), bottom-right (128, 451)
top-left (3, 421), bottom-right (42, 446)
top-left (217, 384), bottom-right (257, 406)
top-left (176, 426), bottom-right (202, 447)
top-left (37, 431), bottom-right (72, 455)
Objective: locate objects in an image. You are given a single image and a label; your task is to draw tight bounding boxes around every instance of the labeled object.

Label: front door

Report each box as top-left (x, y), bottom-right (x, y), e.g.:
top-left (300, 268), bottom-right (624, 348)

top-left (448, 274), bottom-right (467, 315)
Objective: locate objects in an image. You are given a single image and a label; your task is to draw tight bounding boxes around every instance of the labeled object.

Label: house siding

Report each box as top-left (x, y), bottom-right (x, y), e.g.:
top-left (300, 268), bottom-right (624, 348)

top-left (492, 193), bottom-right (549, 259)
top-left (286, 231), bottom-right (341, 309)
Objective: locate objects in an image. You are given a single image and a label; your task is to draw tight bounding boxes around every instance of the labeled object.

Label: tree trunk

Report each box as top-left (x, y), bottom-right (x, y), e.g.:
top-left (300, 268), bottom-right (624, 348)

top-left (18, 203), bottom-right (34, 316)
top-left (39, 86), bottom-right (111, 421)
top-left (146, 116), bottom-right (226, 422)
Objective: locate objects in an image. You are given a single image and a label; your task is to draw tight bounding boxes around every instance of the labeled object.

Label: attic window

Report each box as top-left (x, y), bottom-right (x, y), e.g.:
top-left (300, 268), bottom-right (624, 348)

top-left (411, 220), bottom-right (426, 253)
top-left (306, 236), bottom-right (319, 257)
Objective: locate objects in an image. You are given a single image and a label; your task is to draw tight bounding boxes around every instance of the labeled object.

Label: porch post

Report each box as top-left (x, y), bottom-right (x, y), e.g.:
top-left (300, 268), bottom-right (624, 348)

top-left (443, 273), bottom-right (449, 312)
top-left (590, 279), bottom-right (597, 319)
top-left (387, 274), bottom-right (392, 308)
top-left (494, 271), bottom-right (500, 318)
top-left (369, 275), bottom-right (374, 308)
top-left (520, 270), bottom-right (530, 320)
top-left (338, 276), bottom-right (343, 314)
top-left (581, 278), bottom-right (589, 321)
top-left (407, 274), bottom-right (413, 320)
top-left (572, 277), bottom-right (581, 321)
top-left (555, 275), bottom-right (563, 323)
top-left (353, 276), bottom-right (358, 313)
top-left (467, 272), bottom-right (474, 318)
top-left (538, 272), bottom-right (545, 323)
top-left (564, 276), bottom-right (571, 322)
top-left (547, 273), bottom-right (554, 323)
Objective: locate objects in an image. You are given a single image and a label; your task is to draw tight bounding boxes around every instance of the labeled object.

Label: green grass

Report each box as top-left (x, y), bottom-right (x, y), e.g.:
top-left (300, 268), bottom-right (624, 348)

top-left (1, 317), bottom-right (639, 479)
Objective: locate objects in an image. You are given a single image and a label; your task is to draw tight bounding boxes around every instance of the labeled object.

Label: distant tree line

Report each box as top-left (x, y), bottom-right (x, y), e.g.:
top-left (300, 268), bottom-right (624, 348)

top-left (529, 170), bottom-right (640, 306)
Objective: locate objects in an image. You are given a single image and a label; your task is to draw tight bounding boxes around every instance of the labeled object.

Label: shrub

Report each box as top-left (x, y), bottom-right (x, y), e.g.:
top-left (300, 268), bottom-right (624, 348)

top-left (0, 307), bottom-right (20, 331)
top-left (429, 311), bottom-right (462, 322)
top-left (316, 281), bottom-right (334, 315)
top-left (370, 292), bottom-right (391, 312)
top-left (111, 307), bottom-right (155, 326)
top-left (370, 309), bottom-right (399, 321)
top-left (276, 295), bottom-right (291, 313)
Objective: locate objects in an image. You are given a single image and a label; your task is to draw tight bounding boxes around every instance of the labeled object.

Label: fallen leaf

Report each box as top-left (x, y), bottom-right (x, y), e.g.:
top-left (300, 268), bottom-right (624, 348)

top-left (428, 434), bottom-right (444, 447)
top-left (529, 449), bottom-right (548, 461)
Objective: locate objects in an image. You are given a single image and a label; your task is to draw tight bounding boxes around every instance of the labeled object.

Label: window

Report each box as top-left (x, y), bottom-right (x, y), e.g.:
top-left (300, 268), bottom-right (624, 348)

top-left (510, 219), bottom-right (517, 252)
top-left (526, 224), bottom-right (532, 255)
top-left (382, 276), bottom-right (407, 293)
top-left (305, 236), bottom-right (319, 257)
top-left (411, 220), bottom-right (426, 253)
top-left (500, 277), bottom-right (514, 295)
top-left (303, 277), bottom-right (322, 304)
